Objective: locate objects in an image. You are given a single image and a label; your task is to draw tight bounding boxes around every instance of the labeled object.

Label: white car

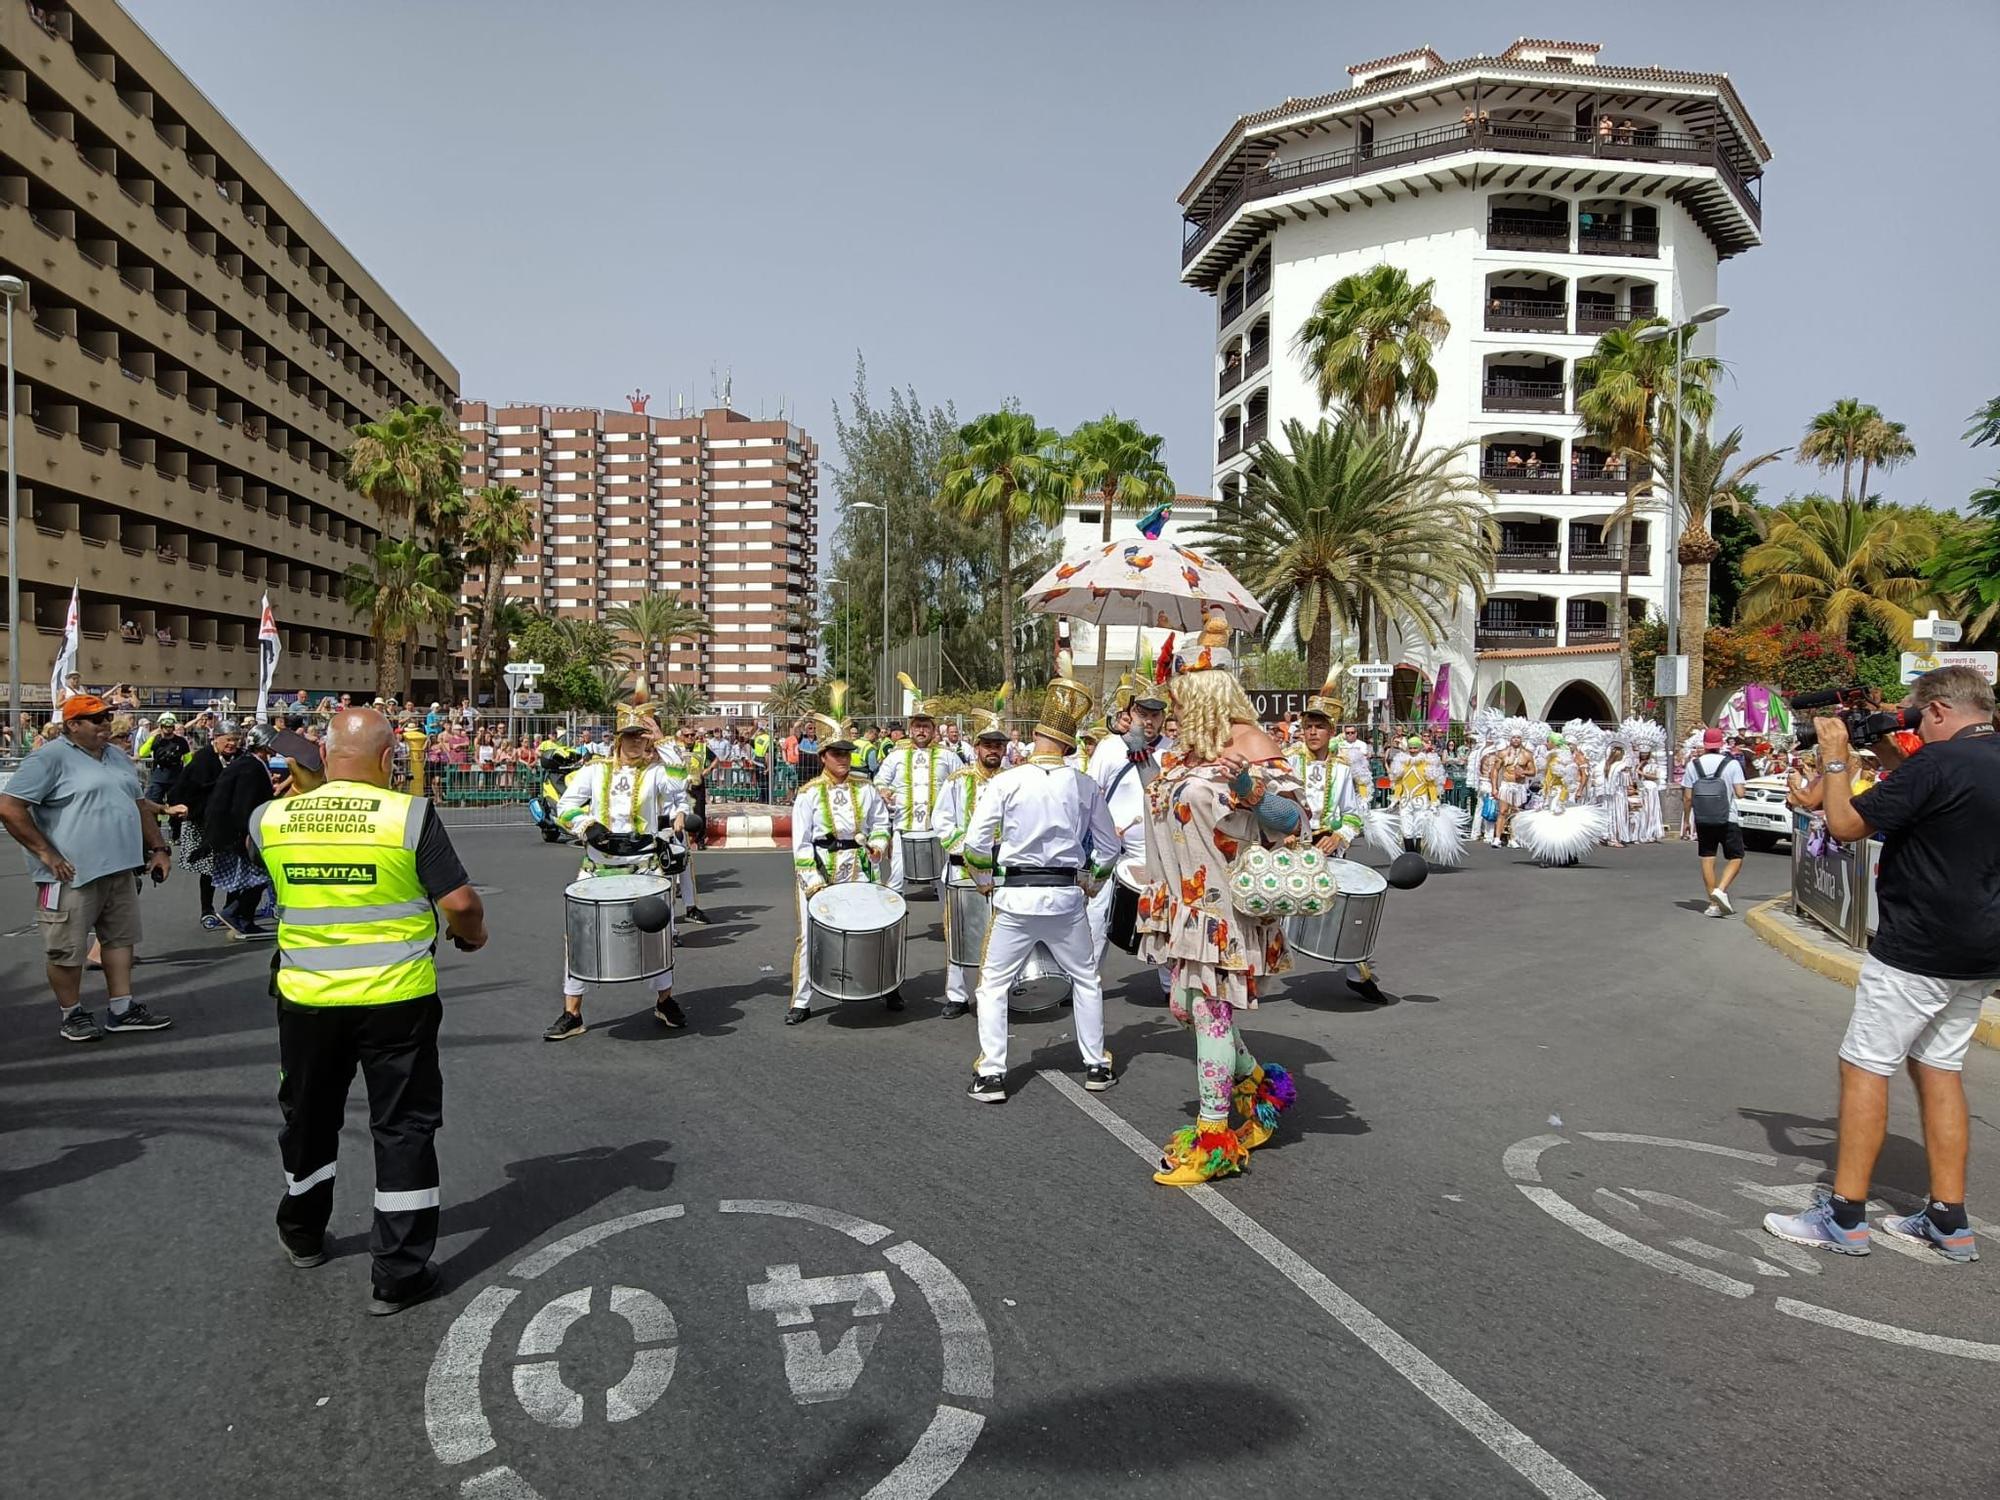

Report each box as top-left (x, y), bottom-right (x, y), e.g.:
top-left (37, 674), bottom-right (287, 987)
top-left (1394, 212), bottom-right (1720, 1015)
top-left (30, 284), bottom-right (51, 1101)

top-left (1735, 774), bottom-right (1793, 852)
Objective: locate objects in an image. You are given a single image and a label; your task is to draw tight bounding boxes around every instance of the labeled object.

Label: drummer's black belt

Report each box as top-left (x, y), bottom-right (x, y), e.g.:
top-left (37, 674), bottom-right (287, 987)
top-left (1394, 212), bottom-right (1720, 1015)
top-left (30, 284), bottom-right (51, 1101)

top-left (946, 854), bottom-right (967, 867)
top-left (813, 836), bottom-right (862, 850)
top-left (1000, 867), bottom-right (1080, 887)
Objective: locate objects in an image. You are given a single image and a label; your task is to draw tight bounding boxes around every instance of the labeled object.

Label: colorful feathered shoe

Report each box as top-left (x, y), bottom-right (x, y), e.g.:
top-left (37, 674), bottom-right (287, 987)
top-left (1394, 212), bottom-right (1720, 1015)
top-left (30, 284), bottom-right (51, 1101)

top-left (1153, 1121), bottom-right (1250, 1186)
top-left (1231, 1063), bottom-right (1297, 1150)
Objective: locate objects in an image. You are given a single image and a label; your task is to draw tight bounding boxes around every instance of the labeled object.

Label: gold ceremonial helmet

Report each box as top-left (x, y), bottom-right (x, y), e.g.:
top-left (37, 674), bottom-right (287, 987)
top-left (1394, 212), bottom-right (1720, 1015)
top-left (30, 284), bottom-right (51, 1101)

top-left (810, 680), bottom-right (857, 752)
top-left (966, 684), bottom-right (1009, 743)
top-left (1303, 668), bottom-right (1343, 723)
top-left (1035, 677), bottom-right (1092, 748)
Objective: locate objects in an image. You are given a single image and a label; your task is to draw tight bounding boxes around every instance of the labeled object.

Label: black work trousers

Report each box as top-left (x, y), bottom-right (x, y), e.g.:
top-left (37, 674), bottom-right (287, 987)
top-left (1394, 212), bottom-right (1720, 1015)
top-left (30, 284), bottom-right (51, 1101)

top-left (275, 995), bottom-right (444, 1296)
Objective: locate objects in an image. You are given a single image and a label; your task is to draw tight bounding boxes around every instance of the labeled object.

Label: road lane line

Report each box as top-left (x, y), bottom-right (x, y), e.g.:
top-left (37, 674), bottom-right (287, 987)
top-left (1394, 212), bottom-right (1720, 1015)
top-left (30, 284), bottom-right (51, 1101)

top-left (505, 1204), bottom-right (685, 1279)
top-left (1517, 1185), bottom-right (1756, 1298)
top-left (1774, 1299), bottom-right (2000, 1362)
top-left (880, 1240), bottom-right (997, 1401)
top-left (719, 1197), bottom-right (895, 1244)
top-left (1040, 1071), bottom-right (1607, 1500)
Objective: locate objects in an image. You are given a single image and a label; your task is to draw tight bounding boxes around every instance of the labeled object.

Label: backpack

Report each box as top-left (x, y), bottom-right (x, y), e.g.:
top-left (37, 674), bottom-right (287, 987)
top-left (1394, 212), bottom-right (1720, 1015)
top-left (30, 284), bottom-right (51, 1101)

top-left (1688, 753), bottom-right (1734, 826)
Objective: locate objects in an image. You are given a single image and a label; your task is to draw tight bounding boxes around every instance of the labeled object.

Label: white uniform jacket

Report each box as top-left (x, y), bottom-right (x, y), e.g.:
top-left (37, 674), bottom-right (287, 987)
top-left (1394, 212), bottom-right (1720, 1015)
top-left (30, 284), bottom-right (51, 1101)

top-left (961, 755), bottom-right (1119, 917)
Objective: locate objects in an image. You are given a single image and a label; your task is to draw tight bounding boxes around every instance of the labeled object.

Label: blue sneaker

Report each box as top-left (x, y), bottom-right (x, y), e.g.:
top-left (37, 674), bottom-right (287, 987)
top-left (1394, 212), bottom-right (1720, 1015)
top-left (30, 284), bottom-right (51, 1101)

top-left (201, 914), bottom-right (226, 932)
top-left (1763, 1192), bottom-right (1872, 1256)
top-left (1879, 1209), bottom-right (1979, 1263)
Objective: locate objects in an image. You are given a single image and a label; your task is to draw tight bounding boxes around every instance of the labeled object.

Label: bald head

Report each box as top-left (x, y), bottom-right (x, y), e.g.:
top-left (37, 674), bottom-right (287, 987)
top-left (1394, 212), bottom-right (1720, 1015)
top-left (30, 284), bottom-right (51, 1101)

top-left (324, 708), bottom-right (396, 786)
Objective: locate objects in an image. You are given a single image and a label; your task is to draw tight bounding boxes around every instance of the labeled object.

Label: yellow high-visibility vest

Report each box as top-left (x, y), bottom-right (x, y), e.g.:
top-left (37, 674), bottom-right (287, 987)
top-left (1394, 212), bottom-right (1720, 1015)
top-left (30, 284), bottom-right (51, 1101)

top-left (250, 781), bottom-right (438, 1007)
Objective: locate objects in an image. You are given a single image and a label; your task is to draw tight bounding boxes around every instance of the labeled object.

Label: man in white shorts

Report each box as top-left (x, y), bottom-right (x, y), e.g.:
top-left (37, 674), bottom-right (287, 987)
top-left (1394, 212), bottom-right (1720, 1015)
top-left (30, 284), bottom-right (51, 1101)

top-left (1764, 667), bottom-right (2000, 1263)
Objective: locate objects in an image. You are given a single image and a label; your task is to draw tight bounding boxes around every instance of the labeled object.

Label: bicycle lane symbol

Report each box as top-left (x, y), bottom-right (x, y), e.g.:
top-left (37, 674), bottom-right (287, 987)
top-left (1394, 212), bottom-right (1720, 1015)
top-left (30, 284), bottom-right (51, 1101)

top-left (424, 1199), bottom-right (995, 1498)
top-left (1503, 1131), bottom-right (2000, 1363)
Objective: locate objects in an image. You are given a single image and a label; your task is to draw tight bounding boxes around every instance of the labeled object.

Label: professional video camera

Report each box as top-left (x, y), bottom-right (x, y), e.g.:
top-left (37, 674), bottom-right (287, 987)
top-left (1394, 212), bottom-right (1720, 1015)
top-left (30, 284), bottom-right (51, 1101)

top-left (1789, 686), bottom-right (1920, 751)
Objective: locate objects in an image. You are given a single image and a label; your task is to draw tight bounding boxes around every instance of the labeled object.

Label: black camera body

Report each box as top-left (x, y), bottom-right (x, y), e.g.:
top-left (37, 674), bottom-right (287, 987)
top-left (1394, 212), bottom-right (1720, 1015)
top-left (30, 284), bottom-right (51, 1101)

top-left (1790, 686), bottom-right (1919, 751)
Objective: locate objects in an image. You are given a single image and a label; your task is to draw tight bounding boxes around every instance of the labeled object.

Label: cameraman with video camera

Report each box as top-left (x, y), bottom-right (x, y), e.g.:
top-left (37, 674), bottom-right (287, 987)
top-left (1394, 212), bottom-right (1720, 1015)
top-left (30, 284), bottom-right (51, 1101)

top-left (1764, 666), bottom-right (2000, 1262)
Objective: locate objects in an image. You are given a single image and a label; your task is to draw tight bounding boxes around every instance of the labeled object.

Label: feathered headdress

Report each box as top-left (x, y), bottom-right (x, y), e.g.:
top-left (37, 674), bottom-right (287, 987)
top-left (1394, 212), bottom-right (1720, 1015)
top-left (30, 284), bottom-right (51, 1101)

top-left (1620, 716), bottom-right (1666, 757)
top-left (968, 684), bottom-right (1009, 742)
top-left (895, 670), bottom-right (935, 721)
top-left (1153, 634), bottom-right (1176, 686)
top-left (810, 680), bottom-right (855, 750)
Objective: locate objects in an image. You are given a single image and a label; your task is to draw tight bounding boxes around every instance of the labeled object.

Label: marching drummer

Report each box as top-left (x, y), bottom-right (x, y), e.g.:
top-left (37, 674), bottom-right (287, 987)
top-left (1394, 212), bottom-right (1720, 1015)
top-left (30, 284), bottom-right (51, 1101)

top-left (933, 697), bottom-right (1009, 1020)
top-left (1084, 670), bottom-right (1171, 983)
top-left (873, 674), bottom-right (962, 895)
top-left (544, 719), bottom-right (690, 1041)
top-left (960, 676), bottom-right (1120, 1103)
top-left (788, 686), bottom-right (894, 1025)
top-left (1290, 681), bottom-right (1385, 1003)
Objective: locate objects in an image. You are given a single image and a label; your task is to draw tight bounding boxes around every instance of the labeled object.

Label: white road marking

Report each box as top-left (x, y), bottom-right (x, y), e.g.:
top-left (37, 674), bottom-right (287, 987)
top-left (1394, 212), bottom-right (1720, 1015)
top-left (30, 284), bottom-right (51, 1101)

top-left (1517, 1185), bottom-right (1755, 1298)
top-left (1737, 1230), bottom-right (1822, 1275)
top-left (514, 1285), bottom-right (592, 1358)
top-left (425, 1285), bottom-right (520, 1465)
top-left (1774, 1299), bottom-right (2000, 1362)
top-left (1042, 1072), bottom-right (1606, 1500)
top-left (1590, 1189), bottom-right (1659, 1230)
top-left (1579, 1132), bottom-right (1779, 1165)
top-left (606, 1348), bottom-right (678, 1425)
top-left (1624, 1189), bottom-right (1734, 1224)
top-left (459, 1467), bottom-right (541, 1498)
top-left (720, 1197), bottom-right (894, 1244)
top-left (863, 1405), bottom-right (987, 1500)
top-left (1502, 1132), bottom-right (1566, 1184)
top-left (506, 1204), bottom-right (685, 1279)
top-left (1668, 1236), bottom-right (1788, 1277)
top-left (777, 1324), bottom-right (883, 1405)
top-left (880, 1240), bottom-right (998, 1401)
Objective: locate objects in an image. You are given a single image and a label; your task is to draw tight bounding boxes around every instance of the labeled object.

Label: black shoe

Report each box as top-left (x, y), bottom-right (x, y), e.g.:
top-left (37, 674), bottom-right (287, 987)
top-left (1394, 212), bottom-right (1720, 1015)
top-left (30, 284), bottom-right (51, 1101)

top-left (367, 1262), bottom-right (443, 1317)
top-left (967, 1073), bottom-right (1005, 1103)
top-left (102, 1001), bottom-right (173, 1032)
top-left (1351, 977), bottom-right (1388, 1005)
top-left (543, 1010), bottom-right (586, 1042)
top-left (939, 1001), bottom-right (968, 1020)
top-left (784, 1005), bottom-right (810, 1026)
top-left (654, 994), bottom-right (686, 1029)
top-left (281, 1234), bottom-right (327, 1269)
top-left (59, 1009), bottom-right (104, 1044)
top-left (884, 989), bottom-right (905, 1013)
top-left (1083, 1063), bottom-right (1117, 1092)
top-left (683, 906), bottom-right (713, 925)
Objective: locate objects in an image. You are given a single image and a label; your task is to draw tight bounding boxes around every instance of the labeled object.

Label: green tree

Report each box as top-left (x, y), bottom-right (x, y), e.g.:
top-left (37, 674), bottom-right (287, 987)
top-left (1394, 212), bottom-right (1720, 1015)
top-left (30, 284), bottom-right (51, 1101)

top-left (1707, 487), bottom-right (1762, 626)
top-left (1293, 264), bottom-right (1449, 425)
top-left (511, 611), bottom-right (622, 713)
top-left (1577, 319), bottom-right (1720, 711)
top-left (937, 408), bottom-right (1069, 691)
top-left (762, 679), bottom-right (817, 723)
top-left (653, 684), bottom-right (707, 728)
top-left (604, 592), bottom-right (712, 693)
top-left (1852, 412), bottom-right (1915, 503)
top-left (462, 484), bottom-right (535, 709)
top-left (1062, 413), bottom-right (1176, 695)
top-left (425, 487), bottom-right (470, 706)
top-left (1798, 397), bottom-right (1882, 503)
top-left (1659, 425), bottom-right (1786, 732)
top-left (341, 539), bottom-right (454, 703)
top-left (1190, 418), bottom-right (1495, 688)
top-left (1965, 396), bottom-right (2000, 450)
top-left (341, 402), bottom-right (463, 699)
top-left (1926, 480), bottom-right (2000, 642)
top-left (1737, 495), bottom-right (1940, 648)
top-left (1238, 646), bottom-right (1306, 690)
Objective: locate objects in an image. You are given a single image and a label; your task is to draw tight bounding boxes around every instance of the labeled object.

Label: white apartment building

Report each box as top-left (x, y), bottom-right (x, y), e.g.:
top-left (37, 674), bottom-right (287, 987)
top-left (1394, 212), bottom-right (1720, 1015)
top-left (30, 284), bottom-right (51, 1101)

top-left (1180, 39), bottom-right (1769, 721)
top-left (458, 400), bottom-right (818, 710)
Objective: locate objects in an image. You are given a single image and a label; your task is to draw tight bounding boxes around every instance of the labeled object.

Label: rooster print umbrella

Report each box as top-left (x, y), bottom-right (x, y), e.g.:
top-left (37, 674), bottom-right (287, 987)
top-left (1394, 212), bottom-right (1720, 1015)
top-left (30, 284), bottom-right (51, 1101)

top-left (1021, 538), bottom-right (1267, 633)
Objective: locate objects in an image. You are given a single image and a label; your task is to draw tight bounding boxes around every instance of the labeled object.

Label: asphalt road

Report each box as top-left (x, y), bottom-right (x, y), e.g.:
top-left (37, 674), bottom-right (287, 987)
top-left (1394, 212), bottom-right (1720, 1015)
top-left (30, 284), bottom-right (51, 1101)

top-left (3, 827), bottom-right (1996, 1500)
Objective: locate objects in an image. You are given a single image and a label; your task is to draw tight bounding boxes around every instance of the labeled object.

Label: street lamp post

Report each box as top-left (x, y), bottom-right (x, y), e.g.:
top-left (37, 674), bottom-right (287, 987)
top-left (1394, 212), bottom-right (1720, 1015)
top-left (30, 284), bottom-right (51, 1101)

top-left (0, 274), bottom-right (24, 745)
top-left (824, 576), bottom-right (845, 683)
top-left (1636, 302), bottom-right (1727, 753)
top-left (851, 501), bottom-right (889, 720)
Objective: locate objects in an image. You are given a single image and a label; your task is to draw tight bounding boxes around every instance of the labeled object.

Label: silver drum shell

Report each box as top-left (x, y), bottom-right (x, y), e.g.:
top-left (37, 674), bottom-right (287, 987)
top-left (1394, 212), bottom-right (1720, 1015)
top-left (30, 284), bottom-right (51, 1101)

top-left (807, 910), bottom-right (907, 1001)
top-left (901, 832), bottom-right (944, 884)
top-left (942, 874), bottom-right (990, 968)
top-left (563, 877), bottom-right (674, 984)
top-left (1284, 886), bottom-right (1388, 965)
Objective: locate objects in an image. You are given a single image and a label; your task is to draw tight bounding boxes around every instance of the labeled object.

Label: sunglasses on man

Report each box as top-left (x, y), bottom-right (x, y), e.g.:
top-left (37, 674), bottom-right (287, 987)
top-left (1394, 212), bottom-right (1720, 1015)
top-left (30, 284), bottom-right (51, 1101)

top-left (74, 711), bottom-right (114, 725)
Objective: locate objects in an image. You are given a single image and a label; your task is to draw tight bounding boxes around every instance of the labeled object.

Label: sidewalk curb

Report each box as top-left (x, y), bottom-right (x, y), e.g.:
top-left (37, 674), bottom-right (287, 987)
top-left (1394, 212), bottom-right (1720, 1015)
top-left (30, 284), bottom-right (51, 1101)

top-left (1746, 898), bottom-right (2000, 1052)
top-left (706, 812), bottom-right (790, 851)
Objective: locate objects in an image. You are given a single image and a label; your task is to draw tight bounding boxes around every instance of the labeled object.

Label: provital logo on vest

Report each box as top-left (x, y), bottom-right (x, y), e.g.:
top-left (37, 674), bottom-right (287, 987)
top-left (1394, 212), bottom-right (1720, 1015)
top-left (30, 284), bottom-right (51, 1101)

top-left (282, 862), bottom-right (379, 885)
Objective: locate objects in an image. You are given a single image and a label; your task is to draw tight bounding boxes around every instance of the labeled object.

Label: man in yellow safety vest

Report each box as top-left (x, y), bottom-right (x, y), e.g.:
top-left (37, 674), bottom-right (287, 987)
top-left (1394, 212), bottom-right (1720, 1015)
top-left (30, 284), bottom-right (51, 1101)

top-left (249, 708), bottom-right (487, 1316)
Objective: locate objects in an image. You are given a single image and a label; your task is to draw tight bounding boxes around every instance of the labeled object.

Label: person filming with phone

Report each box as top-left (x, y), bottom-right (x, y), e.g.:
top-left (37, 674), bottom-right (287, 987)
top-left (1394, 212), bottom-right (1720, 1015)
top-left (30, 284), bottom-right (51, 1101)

top-left (1763, 666), bottom-right (2000, 1262)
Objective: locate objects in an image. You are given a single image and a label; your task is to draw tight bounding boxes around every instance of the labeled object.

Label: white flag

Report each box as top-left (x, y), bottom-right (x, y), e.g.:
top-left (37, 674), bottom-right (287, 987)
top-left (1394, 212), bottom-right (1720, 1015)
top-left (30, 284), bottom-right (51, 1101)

top-left (255, 593), bottom-right (282, 724)
top-left (51, 584), bottom-right (80, 709)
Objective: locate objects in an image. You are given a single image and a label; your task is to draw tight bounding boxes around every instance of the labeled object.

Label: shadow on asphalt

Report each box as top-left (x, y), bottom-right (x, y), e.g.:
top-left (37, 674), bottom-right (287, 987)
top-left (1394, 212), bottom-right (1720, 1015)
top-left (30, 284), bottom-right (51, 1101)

top-left (970, 1374), bottom-right (1308, 1472)
top-left (1737, 1105), bottom-right (1934, 1200)
top-left (432, 1139), bottom-right (678, 1288)
top-left (1098, 1015), bottom-right (1370, 1143)
top-left (596, 975), bottom-right (785, 1041)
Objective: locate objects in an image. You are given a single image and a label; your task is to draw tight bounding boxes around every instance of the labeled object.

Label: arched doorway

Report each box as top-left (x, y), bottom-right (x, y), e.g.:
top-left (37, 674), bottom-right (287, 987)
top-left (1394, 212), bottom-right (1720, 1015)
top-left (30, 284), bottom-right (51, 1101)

top-left (1390, 664), bottom-right (1430, 721)
top-left (1485, 680), bottom-right (1527, 715)
top-left (1544, 680), bottom-right (1615, 725)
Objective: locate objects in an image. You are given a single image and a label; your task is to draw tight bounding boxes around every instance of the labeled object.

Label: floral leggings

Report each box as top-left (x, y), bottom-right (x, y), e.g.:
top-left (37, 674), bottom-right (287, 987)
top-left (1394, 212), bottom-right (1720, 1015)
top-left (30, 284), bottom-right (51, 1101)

top-left (1168, 963), bottom-right (1258, 1121)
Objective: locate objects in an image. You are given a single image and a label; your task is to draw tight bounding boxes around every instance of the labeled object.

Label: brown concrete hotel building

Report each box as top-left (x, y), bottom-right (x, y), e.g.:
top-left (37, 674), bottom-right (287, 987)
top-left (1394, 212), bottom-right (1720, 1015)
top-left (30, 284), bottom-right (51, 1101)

top-left (0, 0), bottom-right (456, 710)
top-left (457, 401), bottom-right (819, 710)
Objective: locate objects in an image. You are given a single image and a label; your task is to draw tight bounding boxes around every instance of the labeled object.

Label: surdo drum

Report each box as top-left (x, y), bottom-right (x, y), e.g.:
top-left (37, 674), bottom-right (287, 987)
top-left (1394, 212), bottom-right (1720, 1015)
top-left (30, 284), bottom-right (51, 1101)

top-left (942, 870), bottom-right (990, 969)
top-left (807, 883), bottom-right (908, 1001)
top-left (900, 831), bottom-right (944, 885)
top-left (1106, 858), bottom-right (1147, 956)
top-left (1008, 942), bottom-right (1071, 1016)
top-left (564, 873), bottom-right (674, 984)
top-left (1283, 860), bottom-right (1389, 966)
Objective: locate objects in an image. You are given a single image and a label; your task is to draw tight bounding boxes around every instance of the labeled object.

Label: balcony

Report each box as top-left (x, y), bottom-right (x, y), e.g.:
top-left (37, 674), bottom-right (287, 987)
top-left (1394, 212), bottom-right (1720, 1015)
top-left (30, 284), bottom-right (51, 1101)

top-left (1482, 378), bottom-right (1565, 415)
top-left (1494, 542), bottom-right (1561, 573)
top-left (1218, 361), bottom-right (1244, 398)
top-left (1487, 212), bottom-right (1569, 254)
top-left (1476, 619), bottom-right (1558, 649)
top-left (1484, 297), bottom-right (1566, 334)
top-left (1244, 339), bottom-right (1270, 377)
top-left (1220, 284), bottom-right (1244, 327)
top-left (1571, 459), bottom-right (1650, 495)
top-left (1242, 411), bottom-right (1268, 448)
top-left (1565, 623), bottom-right (1621, 647)
top-left (1481, 460), bottom-right (1559, 494)
top-left (1568, 542), bottom-right (1652, 575)
top-left (1218, 429), bottom-right (1243, 462)
top-left (1576, 302), bottom-right (1656, 336)
top-left (1580, 222), bottom-right (1660, 258)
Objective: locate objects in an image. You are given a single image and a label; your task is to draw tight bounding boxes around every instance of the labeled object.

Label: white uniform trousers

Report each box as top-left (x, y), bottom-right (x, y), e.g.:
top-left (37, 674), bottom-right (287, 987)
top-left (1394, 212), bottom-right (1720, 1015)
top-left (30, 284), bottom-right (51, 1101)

top-left (972, 908), bottom-right (1106, 1076)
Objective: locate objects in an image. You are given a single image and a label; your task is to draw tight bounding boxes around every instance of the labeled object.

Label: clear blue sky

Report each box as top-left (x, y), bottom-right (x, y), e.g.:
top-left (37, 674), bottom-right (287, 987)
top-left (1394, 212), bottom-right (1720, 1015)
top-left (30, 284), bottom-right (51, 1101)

top-left (129, 0), bottom-right (1999, 514)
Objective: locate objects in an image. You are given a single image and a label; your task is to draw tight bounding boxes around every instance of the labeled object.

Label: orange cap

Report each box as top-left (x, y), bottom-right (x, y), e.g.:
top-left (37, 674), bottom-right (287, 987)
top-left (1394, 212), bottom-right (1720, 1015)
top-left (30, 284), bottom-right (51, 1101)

top-left (61, 694), bottom-right (110, 721)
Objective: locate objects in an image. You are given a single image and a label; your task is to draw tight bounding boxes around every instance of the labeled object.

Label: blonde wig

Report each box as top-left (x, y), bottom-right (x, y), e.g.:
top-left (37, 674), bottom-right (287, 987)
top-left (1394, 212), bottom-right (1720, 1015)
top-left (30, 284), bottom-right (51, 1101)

top-left (1170, 669), bottom-right (1260, 764)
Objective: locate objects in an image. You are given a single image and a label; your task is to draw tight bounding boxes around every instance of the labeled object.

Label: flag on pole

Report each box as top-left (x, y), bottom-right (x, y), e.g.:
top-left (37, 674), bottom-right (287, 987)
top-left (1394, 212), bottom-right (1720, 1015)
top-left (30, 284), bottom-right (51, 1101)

top-left (51, 584), bottom-right (80, 710)
top-left (1427, 662), bottom-right (1452, 728)
top-left (255, 593), bottom-right (282, 723)
top-left (1136, 503), bottom-right (1172, 540)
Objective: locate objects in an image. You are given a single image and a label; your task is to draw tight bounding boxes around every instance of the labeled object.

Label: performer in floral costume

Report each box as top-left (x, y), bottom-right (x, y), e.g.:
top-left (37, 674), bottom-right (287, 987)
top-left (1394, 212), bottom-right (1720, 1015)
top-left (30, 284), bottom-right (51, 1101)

top-left (1137, 613), bottom-right (1309, 1186)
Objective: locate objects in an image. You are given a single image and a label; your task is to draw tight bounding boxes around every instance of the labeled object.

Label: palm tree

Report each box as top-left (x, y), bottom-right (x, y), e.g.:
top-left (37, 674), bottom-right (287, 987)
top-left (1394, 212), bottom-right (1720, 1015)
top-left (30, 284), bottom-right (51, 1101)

top-left (1577, 319), bottom-right (1720, 711)
top-left (341, 540), bottom-right (455, 703)
top-left (654, 684), bottom-right (707, 729)
top-left (1659, 424), bottom-right (1786, 728)
top-left (1853, 412), bottom-right (1915, 503)
top-left (1190, 418), bottom-right (1495, 687)
top-left (1926, 480), bottom-right (2000, 641)
top-left (462, 484), bottom-right (535, 709)
top-left (425, 487), bottom-right (470, 706)
top-left (604, 592), bottom-right (712, 694)
top-left (936, 410), bottom-right (1068, 689)
top-left (1965, 396), bottom-right (2000, 450)
top-left (1797, 398), bottom-right (1878, 503)
top-left (1737, 496), bottom-right (1940, 647)
top-left (1293, 264), bottom-right (1450, 425)
top-left (762, 679), bottom-right (817, 723)
top-left (342, 403), bottom-right (462, 531)
top-left (486, 596), bottom-right (533, 688)
top-left (1063, 414), bottom-right (1176, 694)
